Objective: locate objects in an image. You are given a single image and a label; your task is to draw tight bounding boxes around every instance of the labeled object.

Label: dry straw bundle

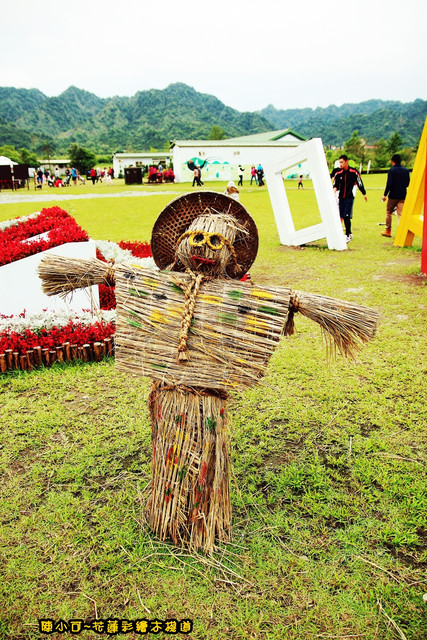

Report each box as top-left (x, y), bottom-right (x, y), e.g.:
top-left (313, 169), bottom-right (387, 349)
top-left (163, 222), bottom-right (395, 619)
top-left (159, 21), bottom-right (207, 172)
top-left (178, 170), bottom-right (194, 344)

top-left (285, 290), bottom-right (378, 359)
top-left (38, 256), bottom-right (116, 298)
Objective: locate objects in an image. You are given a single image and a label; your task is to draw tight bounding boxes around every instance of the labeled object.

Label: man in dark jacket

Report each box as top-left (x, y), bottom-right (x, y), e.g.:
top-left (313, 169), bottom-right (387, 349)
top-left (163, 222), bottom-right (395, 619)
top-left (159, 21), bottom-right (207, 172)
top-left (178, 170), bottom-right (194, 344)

top-left (381, 154), bottom-right (410, 237)
top-left (333, 155), bottom-right (367, 242)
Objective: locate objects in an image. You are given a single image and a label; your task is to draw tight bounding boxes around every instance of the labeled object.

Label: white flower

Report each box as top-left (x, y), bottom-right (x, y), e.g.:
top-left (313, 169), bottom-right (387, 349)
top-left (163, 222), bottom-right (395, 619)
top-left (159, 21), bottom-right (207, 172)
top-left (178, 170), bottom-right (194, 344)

top-left (0, 309), bottom-right (116, 334)
top-left (0, 211), bottom-right (41, 232)
top-left (94, 240), bottom-right (158, 270)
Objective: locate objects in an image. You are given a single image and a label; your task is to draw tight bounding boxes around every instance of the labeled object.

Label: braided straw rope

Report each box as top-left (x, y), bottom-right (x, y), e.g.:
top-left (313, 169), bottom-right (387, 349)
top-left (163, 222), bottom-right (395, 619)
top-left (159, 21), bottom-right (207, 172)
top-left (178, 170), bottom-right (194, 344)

top-left (177, 272), bottom-right (205, 362)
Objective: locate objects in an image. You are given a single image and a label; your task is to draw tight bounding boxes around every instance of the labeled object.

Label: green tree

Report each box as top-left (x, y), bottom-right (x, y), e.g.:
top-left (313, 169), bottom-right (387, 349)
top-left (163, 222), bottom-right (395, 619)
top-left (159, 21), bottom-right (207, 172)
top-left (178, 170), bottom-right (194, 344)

top-left (68, 144), bottom-right (97, 174)
top-left (19, 147), bottom-right (38, 166)
top-left (96, 155), bottom-right (113, 165)
top-left (387, 131), bottom-right (403, 155)
top-left (0, 145), bottom-right (21, 163)
top-left (372, 139), bottom-right (390, 169)
top-left (209, 125), bottom-right (226, 140)
top-left (400, 147), bottom-right (415, 169)
top-left (344, 130), bottom-right (366, 164)
top-left (325, 148), bottom-right (342, 172)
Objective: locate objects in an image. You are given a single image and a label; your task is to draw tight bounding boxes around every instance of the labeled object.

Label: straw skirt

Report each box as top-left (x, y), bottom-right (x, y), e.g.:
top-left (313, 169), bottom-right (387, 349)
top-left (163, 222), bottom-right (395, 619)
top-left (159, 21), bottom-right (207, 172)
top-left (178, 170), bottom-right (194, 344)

top-left (148, 383), bottom-right (231, 553)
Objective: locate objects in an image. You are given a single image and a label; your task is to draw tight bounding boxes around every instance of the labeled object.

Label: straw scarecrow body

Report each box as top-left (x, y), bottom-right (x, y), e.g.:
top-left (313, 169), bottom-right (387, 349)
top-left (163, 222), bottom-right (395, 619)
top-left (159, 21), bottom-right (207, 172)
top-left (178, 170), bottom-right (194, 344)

top-left (38, 192), bottom-right (378, 554)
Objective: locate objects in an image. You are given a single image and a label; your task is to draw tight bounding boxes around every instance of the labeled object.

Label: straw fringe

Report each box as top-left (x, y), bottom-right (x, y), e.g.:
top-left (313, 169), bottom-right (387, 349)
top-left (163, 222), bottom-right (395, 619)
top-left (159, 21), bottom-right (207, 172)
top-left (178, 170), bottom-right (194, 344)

top-left (148, 383), bottom-right (231, 554)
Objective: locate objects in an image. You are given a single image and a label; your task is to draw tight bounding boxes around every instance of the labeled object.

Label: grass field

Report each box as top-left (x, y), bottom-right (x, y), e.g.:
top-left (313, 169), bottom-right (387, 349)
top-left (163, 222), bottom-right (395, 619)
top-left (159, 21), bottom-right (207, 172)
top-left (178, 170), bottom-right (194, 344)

top-left (1, 177), bottom-right (426, 639)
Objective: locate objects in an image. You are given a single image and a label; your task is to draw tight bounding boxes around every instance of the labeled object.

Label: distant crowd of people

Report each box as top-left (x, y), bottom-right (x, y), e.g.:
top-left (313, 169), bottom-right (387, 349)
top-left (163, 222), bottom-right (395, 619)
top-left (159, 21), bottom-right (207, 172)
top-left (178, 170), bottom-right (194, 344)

top-left (191, 163), bottom-right (265, 189)
top-left (88, 166), bottom-right (114, 184)
top-left (35, 165), bottom-right (115, 188)
top-left (147, 164), bottom-right (175, 183)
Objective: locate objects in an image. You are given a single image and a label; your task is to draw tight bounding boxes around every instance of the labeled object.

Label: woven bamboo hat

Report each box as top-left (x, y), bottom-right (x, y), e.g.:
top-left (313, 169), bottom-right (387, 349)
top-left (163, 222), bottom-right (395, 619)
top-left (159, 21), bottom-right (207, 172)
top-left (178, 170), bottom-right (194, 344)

top-left (151, 191), bottom-right (258, 279)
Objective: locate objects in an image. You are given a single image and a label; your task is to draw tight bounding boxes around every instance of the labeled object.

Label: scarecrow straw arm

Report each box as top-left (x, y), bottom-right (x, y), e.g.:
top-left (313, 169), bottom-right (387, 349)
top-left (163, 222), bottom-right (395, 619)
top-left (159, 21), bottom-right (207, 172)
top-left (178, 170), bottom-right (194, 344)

top-left (37, 255), bottom-right (116, 298)
top-left (283, 290), bottom-right (379, 359)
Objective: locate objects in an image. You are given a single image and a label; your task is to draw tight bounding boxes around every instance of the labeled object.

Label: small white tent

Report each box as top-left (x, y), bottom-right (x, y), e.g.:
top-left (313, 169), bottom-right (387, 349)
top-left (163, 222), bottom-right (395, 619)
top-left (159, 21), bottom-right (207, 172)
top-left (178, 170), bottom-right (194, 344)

top-left (0, 155), bottom-right (18, 165)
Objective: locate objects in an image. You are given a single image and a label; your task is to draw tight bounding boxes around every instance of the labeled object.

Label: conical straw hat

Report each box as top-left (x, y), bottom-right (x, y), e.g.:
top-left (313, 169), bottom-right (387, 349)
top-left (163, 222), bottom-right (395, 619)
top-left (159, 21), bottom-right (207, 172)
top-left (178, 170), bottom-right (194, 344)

top-left (151, 191), bottom-right (258, 279)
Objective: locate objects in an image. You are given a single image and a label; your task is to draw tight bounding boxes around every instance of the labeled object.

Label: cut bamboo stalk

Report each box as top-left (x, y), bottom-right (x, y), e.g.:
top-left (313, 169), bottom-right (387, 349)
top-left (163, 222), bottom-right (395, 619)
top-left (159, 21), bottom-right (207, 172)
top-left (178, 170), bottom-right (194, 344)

top-left (33, 346), bottom-right (42, 367)
top-left (104, 337), bottom-right (113, 356)
top-left (20, 354), bottom-right (27, 371)
top-left (5, 349), bottom-right (13, 369)
top-left (26, 351), bottom-right (34, 370)
top-left (93, 342), bottom-right (102, 362)
top-left (63, 342), bottom-right (71, 362)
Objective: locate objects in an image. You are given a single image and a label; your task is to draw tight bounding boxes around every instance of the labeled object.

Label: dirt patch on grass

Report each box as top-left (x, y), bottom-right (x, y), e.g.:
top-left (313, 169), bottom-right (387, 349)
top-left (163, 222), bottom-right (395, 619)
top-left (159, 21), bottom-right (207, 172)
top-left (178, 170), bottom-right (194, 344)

top-left (375, 272), bottom-right (427, 286)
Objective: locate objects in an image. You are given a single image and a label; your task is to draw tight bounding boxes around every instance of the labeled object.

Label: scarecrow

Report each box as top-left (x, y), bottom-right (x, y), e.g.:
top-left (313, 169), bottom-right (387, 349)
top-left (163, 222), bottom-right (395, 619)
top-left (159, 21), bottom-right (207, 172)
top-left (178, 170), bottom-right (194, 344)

top-left (38, 192), bottom-right (378, 554)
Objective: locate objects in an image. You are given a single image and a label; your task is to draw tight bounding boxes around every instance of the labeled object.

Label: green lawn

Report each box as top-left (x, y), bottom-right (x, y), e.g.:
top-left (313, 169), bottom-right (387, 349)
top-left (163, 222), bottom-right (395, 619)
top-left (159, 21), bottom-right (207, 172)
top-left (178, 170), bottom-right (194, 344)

top-left (1, 177), bottom-right (426, 639)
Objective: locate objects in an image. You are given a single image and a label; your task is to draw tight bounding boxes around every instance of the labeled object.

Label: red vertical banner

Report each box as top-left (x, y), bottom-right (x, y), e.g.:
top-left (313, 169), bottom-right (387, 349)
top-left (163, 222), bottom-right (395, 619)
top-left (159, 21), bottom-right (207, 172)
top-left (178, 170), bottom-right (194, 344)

top-left (422, 144), bottom-right (427, 275)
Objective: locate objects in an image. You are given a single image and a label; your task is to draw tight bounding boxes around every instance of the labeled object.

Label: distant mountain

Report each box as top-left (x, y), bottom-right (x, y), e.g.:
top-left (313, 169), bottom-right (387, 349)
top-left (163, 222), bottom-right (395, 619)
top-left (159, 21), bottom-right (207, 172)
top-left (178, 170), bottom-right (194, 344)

top-left (0, 84), bottom-right (425, 154)
top-left (0, 83), bottom-right (272, 154)
top-left (258, 99), bottom-right (427, 147)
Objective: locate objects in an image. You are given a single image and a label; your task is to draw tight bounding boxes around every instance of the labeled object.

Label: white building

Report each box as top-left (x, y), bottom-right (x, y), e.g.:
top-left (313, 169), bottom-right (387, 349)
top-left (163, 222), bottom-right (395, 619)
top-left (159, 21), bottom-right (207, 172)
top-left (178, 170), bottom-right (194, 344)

top-left (38, 158), bottom-right (71, 174)
top-left (113, 152), bottom-right (173, 178)
top-left (171, 129), bottom-right (308, 183)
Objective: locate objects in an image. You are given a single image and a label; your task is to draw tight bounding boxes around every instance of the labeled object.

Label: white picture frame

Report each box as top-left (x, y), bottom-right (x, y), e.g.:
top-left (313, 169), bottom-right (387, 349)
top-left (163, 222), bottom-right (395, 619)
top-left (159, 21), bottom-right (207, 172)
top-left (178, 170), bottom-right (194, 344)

top-left (264, 138), bottom-right (347, 251)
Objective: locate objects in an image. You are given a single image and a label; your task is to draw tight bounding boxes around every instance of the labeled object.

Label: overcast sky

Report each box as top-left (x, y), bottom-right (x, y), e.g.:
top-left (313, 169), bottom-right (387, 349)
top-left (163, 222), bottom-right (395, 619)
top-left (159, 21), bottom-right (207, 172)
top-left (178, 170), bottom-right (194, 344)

top-left (2, 0), bottom-right (426, 113)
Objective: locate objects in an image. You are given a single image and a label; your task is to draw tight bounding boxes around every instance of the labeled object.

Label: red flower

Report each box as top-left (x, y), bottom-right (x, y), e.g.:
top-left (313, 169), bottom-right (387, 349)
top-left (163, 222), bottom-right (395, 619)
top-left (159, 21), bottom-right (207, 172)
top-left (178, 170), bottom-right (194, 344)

top-left (98, 284), bottom-right (116, 310)
top-left (118, 240), bottom-right (152, 258)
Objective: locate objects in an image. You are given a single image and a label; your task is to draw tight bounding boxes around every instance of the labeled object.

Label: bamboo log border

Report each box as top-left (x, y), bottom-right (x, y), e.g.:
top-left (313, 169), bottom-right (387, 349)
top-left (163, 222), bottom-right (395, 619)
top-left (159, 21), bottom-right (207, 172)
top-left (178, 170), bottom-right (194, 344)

top-left (0, 337), bottom-right (114, 374)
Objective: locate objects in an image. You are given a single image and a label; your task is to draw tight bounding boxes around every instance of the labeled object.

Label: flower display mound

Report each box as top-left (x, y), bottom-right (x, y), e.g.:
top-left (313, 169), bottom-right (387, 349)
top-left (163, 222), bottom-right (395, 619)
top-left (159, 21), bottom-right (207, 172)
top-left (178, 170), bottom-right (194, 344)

top-left (0, 207), bottom-right (89, 267)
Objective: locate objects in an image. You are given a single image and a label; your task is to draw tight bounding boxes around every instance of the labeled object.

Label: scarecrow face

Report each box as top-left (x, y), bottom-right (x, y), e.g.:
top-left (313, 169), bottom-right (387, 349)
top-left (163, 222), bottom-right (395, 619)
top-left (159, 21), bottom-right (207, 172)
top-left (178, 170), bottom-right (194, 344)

top-left (177, 212), bottom-right (239, 276)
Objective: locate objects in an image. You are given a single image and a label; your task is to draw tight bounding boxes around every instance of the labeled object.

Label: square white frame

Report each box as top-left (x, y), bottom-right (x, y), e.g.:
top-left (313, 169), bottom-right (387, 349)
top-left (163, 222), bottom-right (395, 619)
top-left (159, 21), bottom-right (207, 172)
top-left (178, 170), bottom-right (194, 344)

top-left (264, 138), bottom-right (347, 250)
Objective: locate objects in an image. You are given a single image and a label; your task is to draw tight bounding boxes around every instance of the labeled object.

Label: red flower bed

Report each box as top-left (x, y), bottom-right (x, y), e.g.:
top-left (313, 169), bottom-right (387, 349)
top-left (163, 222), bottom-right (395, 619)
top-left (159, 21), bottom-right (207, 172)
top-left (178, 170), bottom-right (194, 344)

top-left (0, 319), bottom-right (115, 355)
top-left (0, 207), bottom-right (89, 267)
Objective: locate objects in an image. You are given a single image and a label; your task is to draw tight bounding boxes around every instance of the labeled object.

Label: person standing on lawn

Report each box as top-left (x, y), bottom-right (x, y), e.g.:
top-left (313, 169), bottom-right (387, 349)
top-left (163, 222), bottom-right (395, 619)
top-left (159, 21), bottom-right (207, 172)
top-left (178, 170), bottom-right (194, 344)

top-left (380, 154), bottom-right (410, 237)
top-left (237, 165), bottom-right (244, 186)
top-left (333, 154), bottom-right (367, 242)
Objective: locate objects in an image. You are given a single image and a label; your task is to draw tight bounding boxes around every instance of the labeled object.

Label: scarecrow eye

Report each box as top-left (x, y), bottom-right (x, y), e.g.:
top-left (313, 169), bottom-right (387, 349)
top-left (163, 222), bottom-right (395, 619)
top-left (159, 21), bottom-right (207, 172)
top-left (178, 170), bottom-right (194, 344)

top-left (209, 235), bottom-right (221, 247)
top-left (194, 233), bottom-right (205, 244)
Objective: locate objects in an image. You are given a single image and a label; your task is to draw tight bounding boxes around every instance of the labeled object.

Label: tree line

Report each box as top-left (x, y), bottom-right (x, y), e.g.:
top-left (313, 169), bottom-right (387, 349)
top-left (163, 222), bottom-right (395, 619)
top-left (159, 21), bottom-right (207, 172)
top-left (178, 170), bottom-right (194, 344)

top-left (1, 128), bottom-right (415, 175)
top-left (325, 130), bottom-right (415, 172)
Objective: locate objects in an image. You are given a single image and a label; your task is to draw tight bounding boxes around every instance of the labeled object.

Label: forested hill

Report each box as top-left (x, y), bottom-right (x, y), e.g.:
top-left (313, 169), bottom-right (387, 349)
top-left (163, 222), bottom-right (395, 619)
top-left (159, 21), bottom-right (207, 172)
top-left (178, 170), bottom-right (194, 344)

top-left (0, 84), bottom-right (272, 154)
top-left (259, 99), bottom-right (427, 147)
top-left (0, 83), bottom-right (425, 154)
